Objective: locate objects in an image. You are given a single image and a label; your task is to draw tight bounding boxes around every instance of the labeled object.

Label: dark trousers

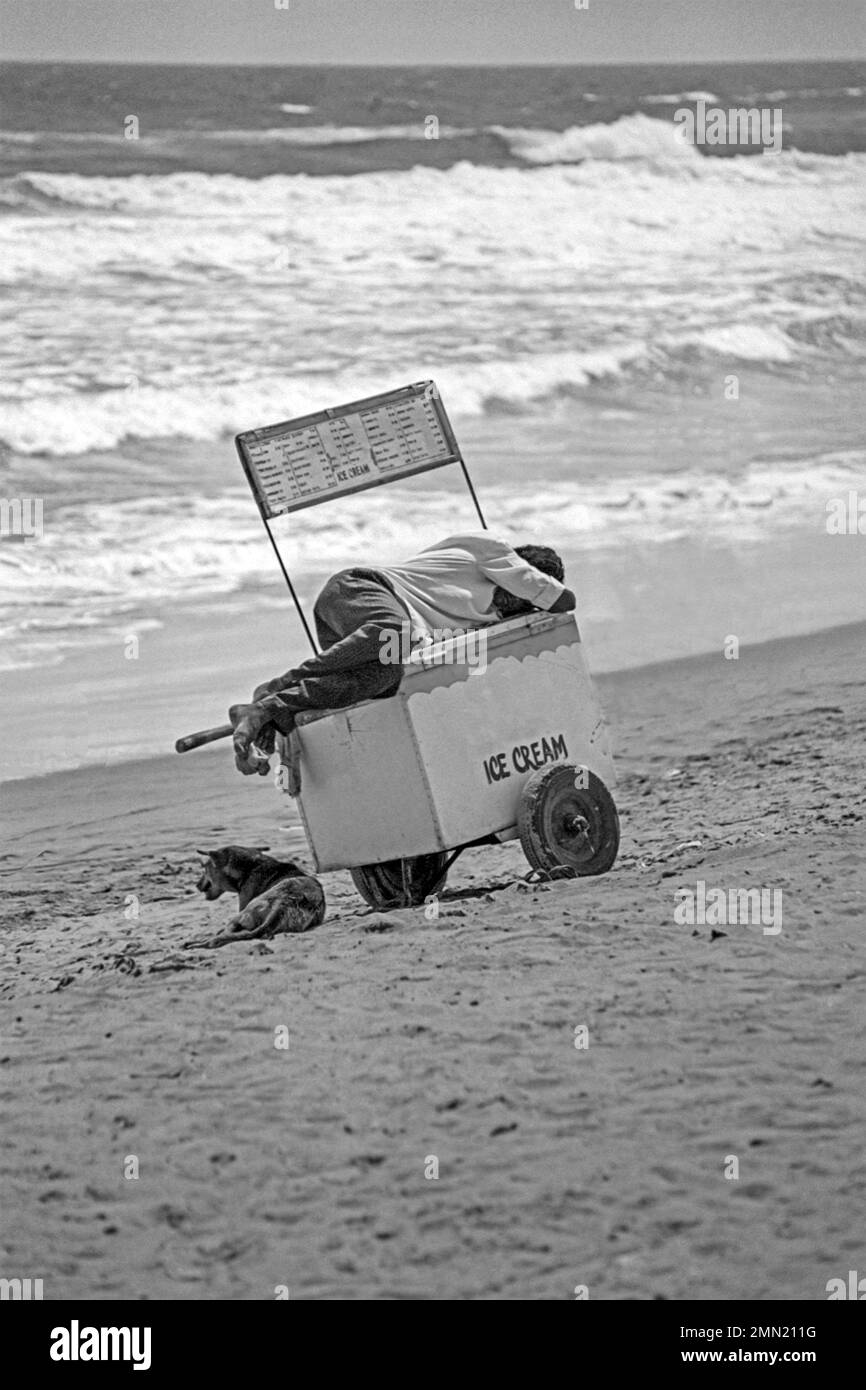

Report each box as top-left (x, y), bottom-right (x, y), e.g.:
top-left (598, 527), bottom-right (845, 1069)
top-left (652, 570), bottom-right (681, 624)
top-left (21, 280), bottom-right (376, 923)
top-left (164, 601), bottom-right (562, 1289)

top-left (262, 569), bottom-right (408, 732)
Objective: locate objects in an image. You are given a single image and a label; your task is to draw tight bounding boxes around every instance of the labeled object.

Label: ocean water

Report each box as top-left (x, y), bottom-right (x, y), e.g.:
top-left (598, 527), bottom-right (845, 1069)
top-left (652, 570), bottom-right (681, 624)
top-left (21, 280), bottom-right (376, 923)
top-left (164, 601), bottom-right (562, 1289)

top-left (1, 61), bottom-right (865, 768)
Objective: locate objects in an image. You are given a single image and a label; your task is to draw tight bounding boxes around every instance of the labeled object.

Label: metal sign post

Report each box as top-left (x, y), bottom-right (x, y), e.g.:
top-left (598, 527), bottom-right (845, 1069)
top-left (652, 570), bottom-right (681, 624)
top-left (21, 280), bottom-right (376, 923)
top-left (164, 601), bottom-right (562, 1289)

top-left (235, 380), bottom-right (486, 652)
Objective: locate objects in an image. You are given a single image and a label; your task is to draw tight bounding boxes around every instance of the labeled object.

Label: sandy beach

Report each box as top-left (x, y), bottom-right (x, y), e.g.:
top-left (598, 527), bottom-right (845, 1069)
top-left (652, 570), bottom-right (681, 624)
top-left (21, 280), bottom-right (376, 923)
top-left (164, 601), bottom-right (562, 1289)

top-left (1, 619), bottom-right (863, 1300)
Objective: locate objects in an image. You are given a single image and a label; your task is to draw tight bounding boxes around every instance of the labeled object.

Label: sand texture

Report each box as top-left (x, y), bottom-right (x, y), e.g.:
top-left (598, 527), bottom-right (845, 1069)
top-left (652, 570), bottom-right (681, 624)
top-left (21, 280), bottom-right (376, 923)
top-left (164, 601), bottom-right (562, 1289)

top-left (1, 622), bottom-right (864, 1300)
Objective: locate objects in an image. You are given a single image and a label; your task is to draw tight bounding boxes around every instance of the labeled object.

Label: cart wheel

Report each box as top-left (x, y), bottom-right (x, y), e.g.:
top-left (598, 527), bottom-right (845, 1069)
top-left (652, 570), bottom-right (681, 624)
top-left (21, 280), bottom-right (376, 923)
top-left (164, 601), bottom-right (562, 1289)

top-left (350, 853), bottom-right (449, 911)
top-left (518, 764), bottom-right (620, 876)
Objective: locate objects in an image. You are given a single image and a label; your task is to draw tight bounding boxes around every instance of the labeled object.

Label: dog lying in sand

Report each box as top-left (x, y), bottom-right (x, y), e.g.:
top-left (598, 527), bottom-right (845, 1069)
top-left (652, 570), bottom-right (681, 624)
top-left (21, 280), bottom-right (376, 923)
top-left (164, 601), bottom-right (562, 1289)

top-left (194, 846), bottom-right (325, 947)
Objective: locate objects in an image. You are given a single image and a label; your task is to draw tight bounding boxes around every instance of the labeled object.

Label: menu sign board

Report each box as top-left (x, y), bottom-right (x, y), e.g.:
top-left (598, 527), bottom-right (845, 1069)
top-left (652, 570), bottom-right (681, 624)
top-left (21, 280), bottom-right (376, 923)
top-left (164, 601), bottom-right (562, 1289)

top-left (235, 381), bottom-right (461, 518)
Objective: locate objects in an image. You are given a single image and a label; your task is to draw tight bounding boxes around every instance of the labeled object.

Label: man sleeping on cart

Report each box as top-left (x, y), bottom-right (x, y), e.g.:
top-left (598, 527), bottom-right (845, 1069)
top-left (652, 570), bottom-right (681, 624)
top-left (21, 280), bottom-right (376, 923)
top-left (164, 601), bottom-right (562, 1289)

top-left (229, 532), bottom-right (576, 776)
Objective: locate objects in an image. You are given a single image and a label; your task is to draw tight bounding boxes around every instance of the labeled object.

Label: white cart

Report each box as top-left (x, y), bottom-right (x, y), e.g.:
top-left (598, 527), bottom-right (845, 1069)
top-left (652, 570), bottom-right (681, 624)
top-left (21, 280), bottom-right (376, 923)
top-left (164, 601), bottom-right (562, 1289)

top-left (286, 607), bottom-right (619, 909)
top-left (178, 381), bottom-right (620, 909)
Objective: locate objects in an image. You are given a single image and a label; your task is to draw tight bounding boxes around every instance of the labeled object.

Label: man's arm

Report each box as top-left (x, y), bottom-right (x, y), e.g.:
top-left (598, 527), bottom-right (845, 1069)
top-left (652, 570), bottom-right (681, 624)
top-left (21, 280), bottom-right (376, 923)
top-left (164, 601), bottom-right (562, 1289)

top-left (477, 538), bottom-right (568, 610)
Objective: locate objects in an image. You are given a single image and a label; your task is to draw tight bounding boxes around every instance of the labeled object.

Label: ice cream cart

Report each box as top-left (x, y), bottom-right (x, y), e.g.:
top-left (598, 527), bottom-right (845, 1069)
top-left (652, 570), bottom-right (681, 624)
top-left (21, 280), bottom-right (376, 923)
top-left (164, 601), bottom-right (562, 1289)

top-left (176, 381), bottom-right (619, 909)
top-left (290, 607), bottom-right (618, 908)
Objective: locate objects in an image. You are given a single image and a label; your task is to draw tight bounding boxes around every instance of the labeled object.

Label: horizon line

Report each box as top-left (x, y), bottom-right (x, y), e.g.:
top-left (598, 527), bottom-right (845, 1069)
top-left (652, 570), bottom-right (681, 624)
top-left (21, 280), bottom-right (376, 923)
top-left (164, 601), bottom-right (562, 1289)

top-left (1, 56), bottom-right (863, 69)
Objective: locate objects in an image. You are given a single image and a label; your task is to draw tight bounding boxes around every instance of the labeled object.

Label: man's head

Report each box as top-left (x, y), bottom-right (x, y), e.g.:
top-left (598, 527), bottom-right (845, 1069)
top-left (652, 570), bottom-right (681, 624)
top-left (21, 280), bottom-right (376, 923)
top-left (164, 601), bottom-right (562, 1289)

top-left (514, 544), bottom-right (565, 583)
top-left (493, 543), bottom-right (566, 620)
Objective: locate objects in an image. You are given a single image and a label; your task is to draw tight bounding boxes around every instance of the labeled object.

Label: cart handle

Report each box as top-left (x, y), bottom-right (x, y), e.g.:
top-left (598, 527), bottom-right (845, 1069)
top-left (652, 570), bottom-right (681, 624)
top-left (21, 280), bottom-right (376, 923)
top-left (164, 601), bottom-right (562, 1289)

top-left (175, 723), bottom-right (234, 754)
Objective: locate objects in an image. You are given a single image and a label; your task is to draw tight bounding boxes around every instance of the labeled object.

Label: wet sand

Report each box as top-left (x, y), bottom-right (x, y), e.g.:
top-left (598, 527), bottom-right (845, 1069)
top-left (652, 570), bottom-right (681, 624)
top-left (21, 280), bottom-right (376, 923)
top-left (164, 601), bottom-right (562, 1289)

top-left (1, 620), bottom-right (864, 1299)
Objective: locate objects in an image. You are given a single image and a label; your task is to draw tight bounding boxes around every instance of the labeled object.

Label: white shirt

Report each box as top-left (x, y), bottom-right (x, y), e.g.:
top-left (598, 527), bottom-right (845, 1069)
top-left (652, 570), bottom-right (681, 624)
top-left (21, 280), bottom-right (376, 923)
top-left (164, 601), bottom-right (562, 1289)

top-left (378, 533), bottom-right (566, 640)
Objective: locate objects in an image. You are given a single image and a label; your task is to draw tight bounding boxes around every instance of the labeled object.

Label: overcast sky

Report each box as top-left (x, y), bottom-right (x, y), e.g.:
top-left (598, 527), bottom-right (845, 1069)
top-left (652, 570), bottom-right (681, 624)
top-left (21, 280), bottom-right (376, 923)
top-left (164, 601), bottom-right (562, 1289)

top-left (1, 0), bottom-right (863, 64)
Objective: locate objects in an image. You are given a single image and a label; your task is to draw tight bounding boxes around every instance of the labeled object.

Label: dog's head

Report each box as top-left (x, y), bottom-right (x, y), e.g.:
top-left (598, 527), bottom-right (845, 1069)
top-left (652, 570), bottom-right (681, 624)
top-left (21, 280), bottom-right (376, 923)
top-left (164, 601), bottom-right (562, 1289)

top-left (194, 845), bottom-right (269, 900)
top-left (194, 846), bottom-right (308, 899)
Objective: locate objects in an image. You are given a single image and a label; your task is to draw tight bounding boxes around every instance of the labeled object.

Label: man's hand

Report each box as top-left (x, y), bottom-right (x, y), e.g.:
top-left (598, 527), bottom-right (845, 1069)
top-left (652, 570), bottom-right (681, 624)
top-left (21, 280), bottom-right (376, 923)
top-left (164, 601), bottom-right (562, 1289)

top-left (549, 588), bottom-right (576, 613)
top-left (228, 702), bottom-right (274, 777)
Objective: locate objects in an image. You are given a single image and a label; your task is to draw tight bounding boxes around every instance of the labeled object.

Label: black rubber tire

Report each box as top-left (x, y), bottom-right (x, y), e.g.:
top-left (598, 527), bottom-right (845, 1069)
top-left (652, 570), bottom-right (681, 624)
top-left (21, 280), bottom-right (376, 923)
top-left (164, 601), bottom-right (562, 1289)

top-left (517, 764), bottom-right (620, 876)
top-left (350, 853), bottom-right (449, 910)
